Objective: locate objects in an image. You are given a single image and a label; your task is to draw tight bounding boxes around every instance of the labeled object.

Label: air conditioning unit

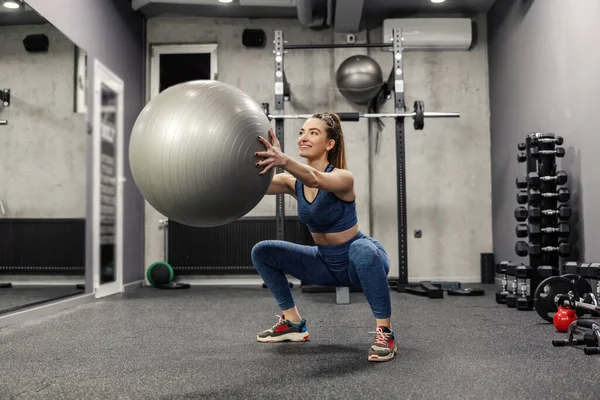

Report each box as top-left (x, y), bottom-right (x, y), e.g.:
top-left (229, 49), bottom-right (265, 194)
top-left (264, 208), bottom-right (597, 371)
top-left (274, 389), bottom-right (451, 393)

top-left (382, 18), bottom-right (473, 51)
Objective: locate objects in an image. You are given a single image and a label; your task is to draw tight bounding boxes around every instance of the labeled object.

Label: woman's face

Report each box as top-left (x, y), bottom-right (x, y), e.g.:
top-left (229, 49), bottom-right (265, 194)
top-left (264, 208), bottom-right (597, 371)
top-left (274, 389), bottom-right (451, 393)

top-left (297, 118), bottom-right (335, 160)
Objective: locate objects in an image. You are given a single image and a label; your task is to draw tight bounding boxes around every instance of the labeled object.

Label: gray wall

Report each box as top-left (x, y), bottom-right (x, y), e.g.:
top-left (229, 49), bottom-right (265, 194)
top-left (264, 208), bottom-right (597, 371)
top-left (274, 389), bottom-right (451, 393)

top-left (488, 0), bottom-right (599, 264)
top-left (25, 0), bottom-right (146, 287)
top-left (0, 23), bottom-right (87, 218)
top-left (146, 15), bottom-right (492, 282)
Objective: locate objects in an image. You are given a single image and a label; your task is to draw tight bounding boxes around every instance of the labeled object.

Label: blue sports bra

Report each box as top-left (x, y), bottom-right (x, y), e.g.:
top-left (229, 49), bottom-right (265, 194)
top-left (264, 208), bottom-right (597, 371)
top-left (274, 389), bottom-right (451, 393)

top-left (295, 164), bottom-right (358, 233)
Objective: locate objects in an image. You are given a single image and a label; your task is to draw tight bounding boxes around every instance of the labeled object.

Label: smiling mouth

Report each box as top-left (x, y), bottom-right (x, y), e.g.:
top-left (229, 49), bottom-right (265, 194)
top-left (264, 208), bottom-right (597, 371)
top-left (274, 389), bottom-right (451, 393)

top-left (299, 145), bottom-right (311, 149)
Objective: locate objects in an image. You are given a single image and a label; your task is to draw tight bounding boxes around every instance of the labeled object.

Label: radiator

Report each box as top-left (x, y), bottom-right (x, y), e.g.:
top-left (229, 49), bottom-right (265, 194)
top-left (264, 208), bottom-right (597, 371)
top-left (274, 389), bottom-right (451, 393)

top-left (167, 217), bottom-right (314, 275)
top-left (0, 218), bottom-right (85, 275)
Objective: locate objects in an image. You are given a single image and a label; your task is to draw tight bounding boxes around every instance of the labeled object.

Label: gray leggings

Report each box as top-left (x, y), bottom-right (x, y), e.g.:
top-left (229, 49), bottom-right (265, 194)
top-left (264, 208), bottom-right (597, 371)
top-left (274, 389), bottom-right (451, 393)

top-left (251, 231), bottom-right (392, 319)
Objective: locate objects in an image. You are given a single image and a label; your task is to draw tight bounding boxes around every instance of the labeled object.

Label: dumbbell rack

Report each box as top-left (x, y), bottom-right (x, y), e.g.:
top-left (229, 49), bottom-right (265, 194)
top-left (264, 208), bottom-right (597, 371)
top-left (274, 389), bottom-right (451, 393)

top-left (496, 132), bottom-right (575, 310)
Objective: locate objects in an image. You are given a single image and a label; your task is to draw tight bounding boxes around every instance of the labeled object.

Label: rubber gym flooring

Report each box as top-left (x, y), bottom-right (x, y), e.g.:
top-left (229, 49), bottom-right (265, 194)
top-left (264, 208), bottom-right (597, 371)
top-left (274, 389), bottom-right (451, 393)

top-left (0, 284), bottom-right (597, 399)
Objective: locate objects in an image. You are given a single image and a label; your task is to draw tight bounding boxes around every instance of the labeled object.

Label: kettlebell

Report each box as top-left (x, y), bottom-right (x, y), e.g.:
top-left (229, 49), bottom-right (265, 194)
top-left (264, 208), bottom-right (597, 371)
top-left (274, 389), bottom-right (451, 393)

top-left (553, 306), bottom-right (578, 332)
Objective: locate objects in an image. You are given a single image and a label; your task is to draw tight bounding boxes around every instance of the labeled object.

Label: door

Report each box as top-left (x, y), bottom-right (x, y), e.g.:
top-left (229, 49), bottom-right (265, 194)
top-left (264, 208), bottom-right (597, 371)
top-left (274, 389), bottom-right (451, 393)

top-left (145, 44), bottom-right (218, 282)
top-left (92, 59), bottom-right (125, 298)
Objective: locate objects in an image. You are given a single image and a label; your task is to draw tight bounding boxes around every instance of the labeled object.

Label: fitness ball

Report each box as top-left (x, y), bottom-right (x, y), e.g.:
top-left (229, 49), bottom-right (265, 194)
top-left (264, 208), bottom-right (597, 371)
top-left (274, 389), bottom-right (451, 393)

top-left (129, 80), bottom-right (274, 227)
top-left (336, 55), bottom-right (383, 104)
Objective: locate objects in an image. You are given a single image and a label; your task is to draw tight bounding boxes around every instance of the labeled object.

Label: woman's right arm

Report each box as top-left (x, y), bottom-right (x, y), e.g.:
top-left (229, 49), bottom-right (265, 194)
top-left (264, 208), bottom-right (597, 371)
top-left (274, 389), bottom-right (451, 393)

top-left (266, 173), bottom-right (296, 197)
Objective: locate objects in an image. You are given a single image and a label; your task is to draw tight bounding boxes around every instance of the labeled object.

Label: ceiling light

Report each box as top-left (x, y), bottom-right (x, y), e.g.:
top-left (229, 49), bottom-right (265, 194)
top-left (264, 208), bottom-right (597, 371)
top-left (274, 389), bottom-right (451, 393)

top-left (218, 0), bottom-right (233, 3)
top-left (431, 0), bottom-right (445, 3)
top-left (3, 1), bottom-right (21, 9)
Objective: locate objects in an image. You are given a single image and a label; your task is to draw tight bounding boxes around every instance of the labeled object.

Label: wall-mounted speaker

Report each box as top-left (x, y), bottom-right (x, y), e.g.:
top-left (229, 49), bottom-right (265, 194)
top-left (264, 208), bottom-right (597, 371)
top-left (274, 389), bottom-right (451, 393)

top-left (23, 34), bottom-right (49, 53)
top-left (242, 29), bottom-right (266, 48)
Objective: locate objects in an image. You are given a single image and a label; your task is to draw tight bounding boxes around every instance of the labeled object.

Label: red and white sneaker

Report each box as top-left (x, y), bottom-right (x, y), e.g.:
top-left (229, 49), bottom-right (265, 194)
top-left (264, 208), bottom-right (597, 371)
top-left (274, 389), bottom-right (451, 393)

top-left (256, 315), bottom-right (310, 343)
top-left (368, 326), bottom-right (398, 362)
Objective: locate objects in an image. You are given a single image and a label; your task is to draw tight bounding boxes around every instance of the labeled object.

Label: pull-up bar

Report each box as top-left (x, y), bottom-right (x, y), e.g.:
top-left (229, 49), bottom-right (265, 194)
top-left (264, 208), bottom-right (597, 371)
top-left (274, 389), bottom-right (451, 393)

top-left (283, 42), bottom-right (392, 50)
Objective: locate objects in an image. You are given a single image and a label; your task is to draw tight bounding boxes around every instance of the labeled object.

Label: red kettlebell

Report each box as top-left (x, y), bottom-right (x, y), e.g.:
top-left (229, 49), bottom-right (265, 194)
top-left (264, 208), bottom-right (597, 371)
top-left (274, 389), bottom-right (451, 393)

top-left (553, 306), bottom-right (577, 332)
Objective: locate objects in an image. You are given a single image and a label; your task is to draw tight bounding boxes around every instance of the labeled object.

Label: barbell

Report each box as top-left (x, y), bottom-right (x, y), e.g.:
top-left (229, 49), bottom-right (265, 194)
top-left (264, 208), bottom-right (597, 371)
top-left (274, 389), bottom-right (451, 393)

top-left (266, 101), bottom-right (460, 130)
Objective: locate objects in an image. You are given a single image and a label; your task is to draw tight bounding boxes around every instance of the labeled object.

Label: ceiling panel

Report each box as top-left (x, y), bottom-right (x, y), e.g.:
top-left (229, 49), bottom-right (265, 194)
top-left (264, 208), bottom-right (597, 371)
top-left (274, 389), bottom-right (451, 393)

top-left (136, 0), bottom-right (498, 19)
top-left (139, 2), bottom-right (297, 18)
top-left (363, 0), bottom-right (497, 15)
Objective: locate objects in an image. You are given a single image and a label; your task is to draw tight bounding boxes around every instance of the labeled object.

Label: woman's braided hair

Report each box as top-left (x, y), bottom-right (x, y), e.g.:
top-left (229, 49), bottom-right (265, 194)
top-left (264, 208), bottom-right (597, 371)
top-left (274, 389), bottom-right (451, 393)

top-left (310, 112), bottom-right (347, 170)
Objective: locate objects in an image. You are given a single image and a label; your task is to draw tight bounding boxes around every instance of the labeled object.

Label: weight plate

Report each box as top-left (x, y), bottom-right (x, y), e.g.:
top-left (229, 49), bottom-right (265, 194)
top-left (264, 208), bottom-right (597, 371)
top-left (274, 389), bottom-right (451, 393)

top-left (448, 288), bottom-right (485, 296)
top-left (159, 282), bottom-right (191, 290)
top-left (413, 101), bottom-right (424, 130)
top-left (561, 273), bottom-right (593, 319)
top-left (561, 274), bottom-right (593, 300)
top-left (533, 276), bottom-right (578, 323)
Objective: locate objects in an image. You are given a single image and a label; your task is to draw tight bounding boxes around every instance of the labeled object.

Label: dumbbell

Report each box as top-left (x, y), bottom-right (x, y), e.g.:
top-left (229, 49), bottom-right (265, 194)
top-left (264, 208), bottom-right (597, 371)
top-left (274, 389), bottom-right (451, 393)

top-left (530, 135), bottom-right (564, 145)
top-left (516, 176), bottom-right (528, 189)
top-left (495, 261), bottom-right (512, 304)
top-left (514, 206), bottom-right (528, 222)
top-left (528, 205), bottom-right (571, 220)
top-left (537, 264), bottom-right (558, 277)
top-left (505, 263), bottom-right (519, 308)
top-left (530, 146), bottom-right (565, 158)
top-left (515, 223), bottom-right (570, 238)
top-left (518, 188), bottom-right (570, 204)
top-left (517, 152), bottom-right (527, 163)
top-left (517, 142), bottom-right (527, 151)
top-left (515, 241), bottom-right (571, 257)
top-left (527, 171), bottom-right (568, 186)
top-left (579, 263), bottom-right (600, 299)
top-left (515, 264), bottom-right (534, 310)
top-left (515, 205), bottom-right (572, 221)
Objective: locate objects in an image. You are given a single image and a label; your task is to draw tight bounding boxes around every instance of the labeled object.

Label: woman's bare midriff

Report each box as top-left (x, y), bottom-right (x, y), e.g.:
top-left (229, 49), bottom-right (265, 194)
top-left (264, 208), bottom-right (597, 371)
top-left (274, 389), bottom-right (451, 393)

top-left (311, 224), bottom-right (359, 246)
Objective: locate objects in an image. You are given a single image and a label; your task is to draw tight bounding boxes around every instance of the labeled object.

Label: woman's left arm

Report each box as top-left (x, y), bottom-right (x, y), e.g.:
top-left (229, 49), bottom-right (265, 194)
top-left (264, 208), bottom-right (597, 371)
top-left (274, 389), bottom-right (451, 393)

top-left (281, 157), bottom-right (354, 193)
top-left (254, 130), bottom-right (354, 193)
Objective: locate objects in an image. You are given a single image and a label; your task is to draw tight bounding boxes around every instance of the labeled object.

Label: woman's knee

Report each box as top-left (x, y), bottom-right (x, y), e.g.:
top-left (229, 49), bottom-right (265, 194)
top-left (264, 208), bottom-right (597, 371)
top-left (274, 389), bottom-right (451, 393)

top-left (251, 240), bottom-right (274, 265)
top-left (349, 238), bottom-right (389, 273)
top-left (349, 239), bottom-right (378, 263)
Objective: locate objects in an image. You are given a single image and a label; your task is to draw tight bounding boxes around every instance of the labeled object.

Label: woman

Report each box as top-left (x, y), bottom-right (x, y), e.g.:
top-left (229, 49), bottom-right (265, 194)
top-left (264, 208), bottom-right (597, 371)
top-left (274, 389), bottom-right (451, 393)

top-left (252, 113), bottom-right (396, 362)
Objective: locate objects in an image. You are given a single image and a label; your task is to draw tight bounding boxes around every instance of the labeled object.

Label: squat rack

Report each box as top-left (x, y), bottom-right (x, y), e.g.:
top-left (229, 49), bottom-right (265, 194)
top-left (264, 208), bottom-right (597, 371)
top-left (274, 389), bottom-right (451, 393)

top-left (267, 29), bottom-right (460, 296)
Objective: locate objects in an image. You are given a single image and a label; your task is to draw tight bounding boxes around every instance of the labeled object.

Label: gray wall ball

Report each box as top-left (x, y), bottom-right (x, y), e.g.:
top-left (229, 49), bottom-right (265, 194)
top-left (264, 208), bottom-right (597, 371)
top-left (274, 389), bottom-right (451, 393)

top-left (129, 80), bottom-right (274, 227)
top-left (336, 55), bottom-right (384, 104)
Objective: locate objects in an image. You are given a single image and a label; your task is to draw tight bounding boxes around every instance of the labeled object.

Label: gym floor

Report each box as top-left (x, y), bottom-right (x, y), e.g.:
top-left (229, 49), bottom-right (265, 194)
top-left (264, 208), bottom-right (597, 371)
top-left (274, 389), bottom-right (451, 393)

top-left (0, 284), bottom-right (597, 399)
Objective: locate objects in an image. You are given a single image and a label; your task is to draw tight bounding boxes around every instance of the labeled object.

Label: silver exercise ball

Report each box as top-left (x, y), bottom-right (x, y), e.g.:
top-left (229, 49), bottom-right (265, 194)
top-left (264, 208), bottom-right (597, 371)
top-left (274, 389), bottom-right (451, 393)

top-left (336, 55), bottom-right (383, 104)
top-left (129, 80), bottom-right (273, 227)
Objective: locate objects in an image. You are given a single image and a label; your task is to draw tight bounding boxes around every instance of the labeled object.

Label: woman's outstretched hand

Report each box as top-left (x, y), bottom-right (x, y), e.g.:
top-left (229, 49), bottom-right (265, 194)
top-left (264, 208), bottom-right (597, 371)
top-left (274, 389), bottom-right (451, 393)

top-left (255, 129), bottom-right (289, 175)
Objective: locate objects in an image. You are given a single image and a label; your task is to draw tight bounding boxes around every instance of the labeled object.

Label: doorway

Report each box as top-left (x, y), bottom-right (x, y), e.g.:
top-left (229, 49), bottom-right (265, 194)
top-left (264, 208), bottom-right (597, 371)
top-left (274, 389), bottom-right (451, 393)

top-left (92, 59), bottom-right (125, 299)
top-left (149, 44), bottom-right (217, 98)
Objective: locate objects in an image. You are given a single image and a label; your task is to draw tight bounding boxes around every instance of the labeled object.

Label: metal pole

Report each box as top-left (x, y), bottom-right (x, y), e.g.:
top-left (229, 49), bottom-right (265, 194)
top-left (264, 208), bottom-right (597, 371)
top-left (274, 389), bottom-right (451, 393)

top-left (392, 28), bottom-right (409, 289)
top-left (274, 31), bottom-right (285, 242)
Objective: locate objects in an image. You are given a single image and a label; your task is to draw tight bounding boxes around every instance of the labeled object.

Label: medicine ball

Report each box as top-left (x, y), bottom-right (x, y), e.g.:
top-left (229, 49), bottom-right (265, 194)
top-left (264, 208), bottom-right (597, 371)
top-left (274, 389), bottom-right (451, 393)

top-left (336, 55), bottom-right (383, 104)
top-left (147, 261), bottom-right (190, 290)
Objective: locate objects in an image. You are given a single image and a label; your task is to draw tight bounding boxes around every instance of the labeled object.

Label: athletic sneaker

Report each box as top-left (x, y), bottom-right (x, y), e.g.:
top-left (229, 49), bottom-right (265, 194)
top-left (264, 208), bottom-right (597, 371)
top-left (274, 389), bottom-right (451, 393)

top-left (368, 326), bottom-right (398, 362)
top-left (256, 314), bottom-right (310, 343)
